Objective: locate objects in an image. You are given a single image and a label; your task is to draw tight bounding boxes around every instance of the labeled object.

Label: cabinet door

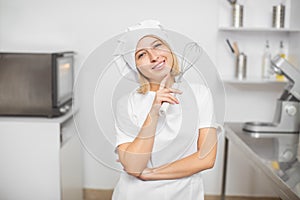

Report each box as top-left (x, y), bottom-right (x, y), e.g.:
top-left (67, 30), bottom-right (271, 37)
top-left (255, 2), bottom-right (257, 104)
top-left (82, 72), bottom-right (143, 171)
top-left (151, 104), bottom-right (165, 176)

top-left (60, 119), bottom-right (83, 200)
top-left (0, 122), bottom-right (61, 200)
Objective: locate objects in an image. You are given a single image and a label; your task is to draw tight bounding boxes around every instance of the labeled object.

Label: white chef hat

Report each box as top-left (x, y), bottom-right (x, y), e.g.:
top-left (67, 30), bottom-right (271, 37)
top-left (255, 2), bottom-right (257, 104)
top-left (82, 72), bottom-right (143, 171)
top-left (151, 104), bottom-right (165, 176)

top-left (113, 20), bottom-right (173, 81)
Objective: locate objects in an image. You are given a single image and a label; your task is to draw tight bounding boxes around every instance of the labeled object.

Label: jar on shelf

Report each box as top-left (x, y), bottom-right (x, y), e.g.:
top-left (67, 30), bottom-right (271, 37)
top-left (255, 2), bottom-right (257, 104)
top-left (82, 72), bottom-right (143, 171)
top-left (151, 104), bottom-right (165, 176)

top-left (232, 4), bottom-right (244, 28)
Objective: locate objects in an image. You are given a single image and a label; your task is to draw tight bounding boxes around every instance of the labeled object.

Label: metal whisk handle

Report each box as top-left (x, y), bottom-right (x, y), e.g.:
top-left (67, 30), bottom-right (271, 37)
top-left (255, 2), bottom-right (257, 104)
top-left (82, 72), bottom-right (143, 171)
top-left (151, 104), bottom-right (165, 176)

top-left (159, 102), bottom-right (169, 116)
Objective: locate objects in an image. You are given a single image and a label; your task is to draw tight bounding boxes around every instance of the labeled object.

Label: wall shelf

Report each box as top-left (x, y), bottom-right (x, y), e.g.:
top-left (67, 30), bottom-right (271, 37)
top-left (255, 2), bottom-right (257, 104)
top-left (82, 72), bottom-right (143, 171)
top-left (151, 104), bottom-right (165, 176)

top-left (222, 77), bottom-right (288, 85)
top-left (218, 0), bottom-right (300, 87)
top-left (219, 27), bottom-right (300, 33)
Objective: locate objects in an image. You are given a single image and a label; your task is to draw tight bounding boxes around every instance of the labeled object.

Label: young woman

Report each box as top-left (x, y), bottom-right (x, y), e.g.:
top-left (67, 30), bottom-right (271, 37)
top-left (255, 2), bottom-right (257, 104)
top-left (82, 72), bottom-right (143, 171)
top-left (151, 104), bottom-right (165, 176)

top-left (112, 26), bottom-right (218, 200)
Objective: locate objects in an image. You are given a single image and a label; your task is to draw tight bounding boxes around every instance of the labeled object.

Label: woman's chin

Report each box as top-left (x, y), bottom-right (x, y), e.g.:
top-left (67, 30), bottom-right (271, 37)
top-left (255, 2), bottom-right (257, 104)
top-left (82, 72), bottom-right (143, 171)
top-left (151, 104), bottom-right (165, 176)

top-left (151, 74), bottom-right (172, 85)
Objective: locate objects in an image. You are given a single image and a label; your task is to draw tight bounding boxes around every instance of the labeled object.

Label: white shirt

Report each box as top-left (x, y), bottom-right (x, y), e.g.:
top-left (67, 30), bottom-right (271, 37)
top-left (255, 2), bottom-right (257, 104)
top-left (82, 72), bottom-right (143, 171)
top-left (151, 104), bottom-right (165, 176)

top-left (112, 83), bottom-right (217, 200)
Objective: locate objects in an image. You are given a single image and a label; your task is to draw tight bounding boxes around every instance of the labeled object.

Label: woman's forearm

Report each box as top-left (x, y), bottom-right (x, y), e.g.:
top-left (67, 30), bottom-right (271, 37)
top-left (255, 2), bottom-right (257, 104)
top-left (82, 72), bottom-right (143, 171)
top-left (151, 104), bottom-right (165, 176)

top-left (140, 144), bottom-right (217, 180)
top-left (118, 108), bottom-right (160, 176)
top-left (140, 128), bottom-right (218, 180)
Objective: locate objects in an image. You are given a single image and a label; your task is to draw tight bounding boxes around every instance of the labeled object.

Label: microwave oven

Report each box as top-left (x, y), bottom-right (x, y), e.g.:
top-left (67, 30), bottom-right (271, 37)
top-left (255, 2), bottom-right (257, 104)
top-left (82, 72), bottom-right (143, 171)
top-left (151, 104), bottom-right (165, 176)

top-left (0, 52), bottom-right (74, 117)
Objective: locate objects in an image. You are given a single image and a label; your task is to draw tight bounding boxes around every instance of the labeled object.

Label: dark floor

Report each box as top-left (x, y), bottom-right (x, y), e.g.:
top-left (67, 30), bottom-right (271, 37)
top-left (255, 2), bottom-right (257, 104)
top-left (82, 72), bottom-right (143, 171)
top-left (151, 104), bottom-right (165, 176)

top-left (83, 189), bottom-right (281, 200)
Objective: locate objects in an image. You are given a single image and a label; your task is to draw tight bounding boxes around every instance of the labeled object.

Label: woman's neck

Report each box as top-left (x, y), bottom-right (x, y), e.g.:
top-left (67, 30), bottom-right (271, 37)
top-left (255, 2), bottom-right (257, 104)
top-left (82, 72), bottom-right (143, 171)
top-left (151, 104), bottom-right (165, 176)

top-left (149, 77), bottom-right (174, 92)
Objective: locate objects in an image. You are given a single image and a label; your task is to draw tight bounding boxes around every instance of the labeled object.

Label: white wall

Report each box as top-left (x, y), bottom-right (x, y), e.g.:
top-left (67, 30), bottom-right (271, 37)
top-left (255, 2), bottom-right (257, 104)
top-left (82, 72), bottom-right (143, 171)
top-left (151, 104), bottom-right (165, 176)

top-left (0, 0), bottom-right (286, 197)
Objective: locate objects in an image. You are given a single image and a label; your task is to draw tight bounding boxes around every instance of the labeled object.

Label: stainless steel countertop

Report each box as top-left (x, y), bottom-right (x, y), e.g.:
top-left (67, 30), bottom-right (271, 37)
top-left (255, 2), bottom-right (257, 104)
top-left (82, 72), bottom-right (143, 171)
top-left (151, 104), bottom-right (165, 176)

top-left (225, 123), bottom-right (300, 200)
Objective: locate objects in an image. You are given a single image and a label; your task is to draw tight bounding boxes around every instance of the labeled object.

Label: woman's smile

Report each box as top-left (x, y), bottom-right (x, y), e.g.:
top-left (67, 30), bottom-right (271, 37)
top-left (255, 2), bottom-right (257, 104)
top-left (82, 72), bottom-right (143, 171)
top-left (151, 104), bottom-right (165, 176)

top-left (151, 60), bottom-right (165, 70)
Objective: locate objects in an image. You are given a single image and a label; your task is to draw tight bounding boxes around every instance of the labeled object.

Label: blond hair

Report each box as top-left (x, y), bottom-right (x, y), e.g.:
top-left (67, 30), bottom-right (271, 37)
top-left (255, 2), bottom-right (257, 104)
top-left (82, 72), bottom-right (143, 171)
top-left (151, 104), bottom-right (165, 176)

top-left (136, 35), bottom-right (180, 94)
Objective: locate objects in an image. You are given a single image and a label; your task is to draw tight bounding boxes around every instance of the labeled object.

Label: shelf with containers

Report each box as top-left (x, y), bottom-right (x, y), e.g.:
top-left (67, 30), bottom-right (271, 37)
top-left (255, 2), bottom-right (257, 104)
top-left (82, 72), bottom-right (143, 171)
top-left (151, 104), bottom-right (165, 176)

top-left (219, 27), bottom-right (300, 33)
top-left (217, 0), bottom-right (300, 84)
top-left (222, 76), bottom-right (288, 84)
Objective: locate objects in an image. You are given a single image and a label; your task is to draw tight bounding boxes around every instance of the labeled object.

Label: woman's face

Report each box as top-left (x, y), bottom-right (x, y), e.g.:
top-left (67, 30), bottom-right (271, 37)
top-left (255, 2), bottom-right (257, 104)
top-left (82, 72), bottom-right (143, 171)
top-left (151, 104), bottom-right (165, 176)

top-left (135, 36), bottom-right (173, 84)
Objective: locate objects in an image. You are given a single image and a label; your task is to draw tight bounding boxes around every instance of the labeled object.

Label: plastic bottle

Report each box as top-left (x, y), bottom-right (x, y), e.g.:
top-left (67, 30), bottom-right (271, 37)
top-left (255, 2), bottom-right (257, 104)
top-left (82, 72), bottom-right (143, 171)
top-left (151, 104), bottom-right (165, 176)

top-left (262, 40), bottom-right (272, 79)
top-left (276, 41), bottom-right (286, 81)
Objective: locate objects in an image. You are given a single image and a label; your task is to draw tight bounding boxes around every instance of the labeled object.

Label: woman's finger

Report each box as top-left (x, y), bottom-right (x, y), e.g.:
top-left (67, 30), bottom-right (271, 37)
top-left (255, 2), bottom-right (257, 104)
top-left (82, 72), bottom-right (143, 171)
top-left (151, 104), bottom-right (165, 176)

top-left (162, 88), bottom-right (182, 94)
top-left (160, 93), bottom-right (179, 104)
top-left (158, 96), bottom-right (178, 104)
top-left (159, 73), bottom-right (170, 90)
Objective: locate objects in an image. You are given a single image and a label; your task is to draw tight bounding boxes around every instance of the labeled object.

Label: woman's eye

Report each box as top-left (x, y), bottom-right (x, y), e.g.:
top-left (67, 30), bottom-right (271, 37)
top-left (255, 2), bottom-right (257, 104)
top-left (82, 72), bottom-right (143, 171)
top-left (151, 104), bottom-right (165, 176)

top-left (137, 52), bottom-right (145, 59)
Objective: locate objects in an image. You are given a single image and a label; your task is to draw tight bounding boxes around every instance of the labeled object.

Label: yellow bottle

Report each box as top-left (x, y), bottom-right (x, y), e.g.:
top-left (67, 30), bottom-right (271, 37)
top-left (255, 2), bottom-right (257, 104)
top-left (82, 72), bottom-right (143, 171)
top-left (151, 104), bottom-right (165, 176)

top-left (276, 41), bottom-right (286, 81)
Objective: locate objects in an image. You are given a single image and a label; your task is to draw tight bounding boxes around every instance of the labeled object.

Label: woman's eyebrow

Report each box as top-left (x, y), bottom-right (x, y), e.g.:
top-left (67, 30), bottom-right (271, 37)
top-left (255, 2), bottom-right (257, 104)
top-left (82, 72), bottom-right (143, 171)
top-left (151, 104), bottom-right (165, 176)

top-left (135, 39), bottom-right (162, 56)
top-left (151, 39), bottom-right (161, 45)
top-left (135, 49), bottom-right (144, 56)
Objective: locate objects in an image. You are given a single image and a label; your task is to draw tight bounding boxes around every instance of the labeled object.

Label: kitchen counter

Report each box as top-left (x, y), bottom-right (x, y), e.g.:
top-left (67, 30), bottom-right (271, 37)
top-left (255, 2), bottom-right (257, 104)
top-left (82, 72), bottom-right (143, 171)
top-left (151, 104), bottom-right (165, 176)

top-left (0, 107), bottom-right (76, 123)
top-left (0, 109), bottom-right (83, 200)
top-left (222, 123), bottom-right (300, 200)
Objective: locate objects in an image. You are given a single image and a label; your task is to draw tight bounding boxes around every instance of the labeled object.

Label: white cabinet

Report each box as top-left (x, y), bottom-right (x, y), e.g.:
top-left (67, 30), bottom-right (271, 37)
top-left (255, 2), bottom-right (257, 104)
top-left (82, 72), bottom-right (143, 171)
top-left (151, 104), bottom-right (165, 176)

top-left (217, 0), bottom-right (300, 83)
top-left (0, 111), bottom-right (83, 200)
top-left (60, 114), bottom-right (83, 200)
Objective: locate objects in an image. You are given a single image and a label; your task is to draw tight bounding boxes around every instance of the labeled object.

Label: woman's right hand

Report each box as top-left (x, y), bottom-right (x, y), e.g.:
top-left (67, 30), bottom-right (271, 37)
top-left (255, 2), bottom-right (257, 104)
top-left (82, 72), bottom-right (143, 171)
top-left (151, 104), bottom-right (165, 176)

top-left (151, 74), bottom-right (182, 113)
top-left (153, 88), bottom-right (181, 106)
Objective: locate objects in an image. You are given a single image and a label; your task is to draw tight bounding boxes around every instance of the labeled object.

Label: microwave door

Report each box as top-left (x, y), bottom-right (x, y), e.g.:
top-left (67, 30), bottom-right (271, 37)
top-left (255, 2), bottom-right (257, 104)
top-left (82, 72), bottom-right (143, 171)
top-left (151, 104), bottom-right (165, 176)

top-left (56, 56), bottom-right (73, 106)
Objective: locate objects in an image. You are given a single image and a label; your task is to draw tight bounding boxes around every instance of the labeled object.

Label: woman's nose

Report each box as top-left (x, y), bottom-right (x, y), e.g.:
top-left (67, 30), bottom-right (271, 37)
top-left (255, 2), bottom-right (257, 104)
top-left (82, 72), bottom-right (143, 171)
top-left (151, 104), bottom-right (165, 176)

top-left (148, 49), bottom-right (159, 62)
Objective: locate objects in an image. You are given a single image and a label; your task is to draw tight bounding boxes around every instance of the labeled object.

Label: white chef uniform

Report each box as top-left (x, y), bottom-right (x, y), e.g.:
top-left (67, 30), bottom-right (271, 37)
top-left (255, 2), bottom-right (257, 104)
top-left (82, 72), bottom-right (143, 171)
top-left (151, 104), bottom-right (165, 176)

top-left (112, 83), bottom-right (217, 200)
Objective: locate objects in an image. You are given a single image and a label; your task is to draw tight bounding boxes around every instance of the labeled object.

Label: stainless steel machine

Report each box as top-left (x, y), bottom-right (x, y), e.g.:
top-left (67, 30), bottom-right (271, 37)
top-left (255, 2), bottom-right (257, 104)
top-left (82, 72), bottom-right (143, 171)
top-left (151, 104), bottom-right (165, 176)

top-left (243, 55), bottom-right (300, 133)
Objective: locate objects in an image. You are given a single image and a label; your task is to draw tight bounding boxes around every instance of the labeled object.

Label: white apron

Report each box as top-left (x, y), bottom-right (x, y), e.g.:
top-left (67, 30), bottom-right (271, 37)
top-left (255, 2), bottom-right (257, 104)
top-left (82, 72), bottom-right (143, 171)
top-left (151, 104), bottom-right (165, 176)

top-left (113, 83), bottom-right (216, 200)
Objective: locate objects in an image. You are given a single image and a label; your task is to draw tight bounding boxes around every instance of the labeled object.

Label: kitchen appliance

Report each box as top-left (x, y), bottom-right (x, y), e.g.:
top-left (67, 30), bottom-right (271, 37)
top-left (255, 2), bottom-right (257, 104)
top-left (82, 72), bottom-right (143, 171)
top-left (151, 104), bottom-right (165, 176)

top-left (0, 52), bottom-right (74, 117)
top-left (243, 55), bottom-right (300, 133)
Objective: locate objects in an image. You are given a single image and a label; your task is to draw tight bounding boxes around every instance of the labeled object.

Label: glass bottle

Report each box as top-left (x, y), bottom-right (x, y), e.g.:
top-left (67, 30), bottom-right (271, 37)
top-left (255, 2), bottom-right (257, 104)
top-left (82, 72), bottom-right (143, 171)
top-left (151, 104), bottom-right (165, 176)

top-left (262, 40), bottom-right (272, 79)
top-left (276, 41), bottom-right (286, 81)
top-left (279, 41), bottom-right (286, 58)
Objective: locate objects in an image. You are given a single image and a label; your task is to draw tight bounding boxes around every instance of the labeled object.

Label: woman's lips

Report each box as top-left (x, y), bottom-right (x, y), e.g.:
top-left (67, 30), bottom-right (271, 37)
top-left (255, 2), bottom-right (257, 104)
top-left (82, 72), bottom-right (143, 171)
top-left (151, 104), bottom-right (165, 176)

top-left (152, 61), bottom-right (165, 70)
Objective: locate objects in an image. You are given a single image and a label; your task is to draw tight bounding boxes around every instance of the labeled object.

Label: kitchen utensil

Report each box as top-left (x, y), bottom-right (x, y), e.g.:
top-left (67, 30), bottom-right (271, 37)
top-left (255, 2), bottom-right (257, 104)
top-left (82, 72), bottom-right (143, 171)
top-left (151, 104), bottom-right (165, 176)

top-left (226, 39), bottom-right (235, 54)
top-left (232, 41), bottom-right (240, 56)
top-left (235, 52), bottom-right (247, 80)
top-left (159, 42), bottom-right (203, 116)
top-left (227, 0), bottom-right (237, 5)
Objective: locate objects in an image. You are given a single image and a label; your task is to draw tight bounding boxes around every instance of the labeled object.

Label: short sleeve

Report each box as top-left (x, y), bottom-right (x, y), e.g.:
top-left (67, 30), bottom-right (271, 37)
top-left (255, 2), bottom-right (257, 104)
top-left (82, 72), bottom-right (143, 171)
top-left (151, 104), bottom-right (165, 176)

top-left (114, 91), bottom-right (154, 148)
top-left (115, 123), bottom-right (135, 147)
top-left (191, 84), bottom-right (218, 129)
top-left (114, 94), bottom-right (138, 148)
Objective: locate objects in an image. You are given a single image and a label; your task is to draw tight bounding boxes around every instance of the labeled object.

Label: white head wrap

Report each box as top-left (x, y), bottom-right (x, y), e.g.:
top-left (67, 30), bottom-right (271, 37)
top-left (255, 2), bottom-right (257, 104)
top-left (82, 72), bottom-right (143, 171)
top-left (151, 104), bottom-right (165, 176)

top-left (113, 20), bottom-right (173, 81)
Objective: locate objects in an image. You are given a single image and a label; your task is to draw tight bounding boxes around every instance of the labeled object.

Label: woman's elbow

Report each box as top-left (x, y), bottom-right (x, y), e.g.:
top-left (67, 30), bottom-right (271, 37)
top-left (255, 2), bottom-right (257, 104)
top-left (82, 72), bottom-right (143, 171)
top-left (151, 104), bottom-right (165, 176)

top-left (120, 162), bottom-right (145, 177)
top-left (118, 153), bottom-right (148, 177)
top-left (197, 150), bottom-right (217, 170)
top-left (123, 167), bottom-right (143, 178)
top-left (126, 171), bottom-right (142, 178)
top-left (206, 157), bottom-right (216, 169)
top-left (197, 151), bottom-right (216, 171)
